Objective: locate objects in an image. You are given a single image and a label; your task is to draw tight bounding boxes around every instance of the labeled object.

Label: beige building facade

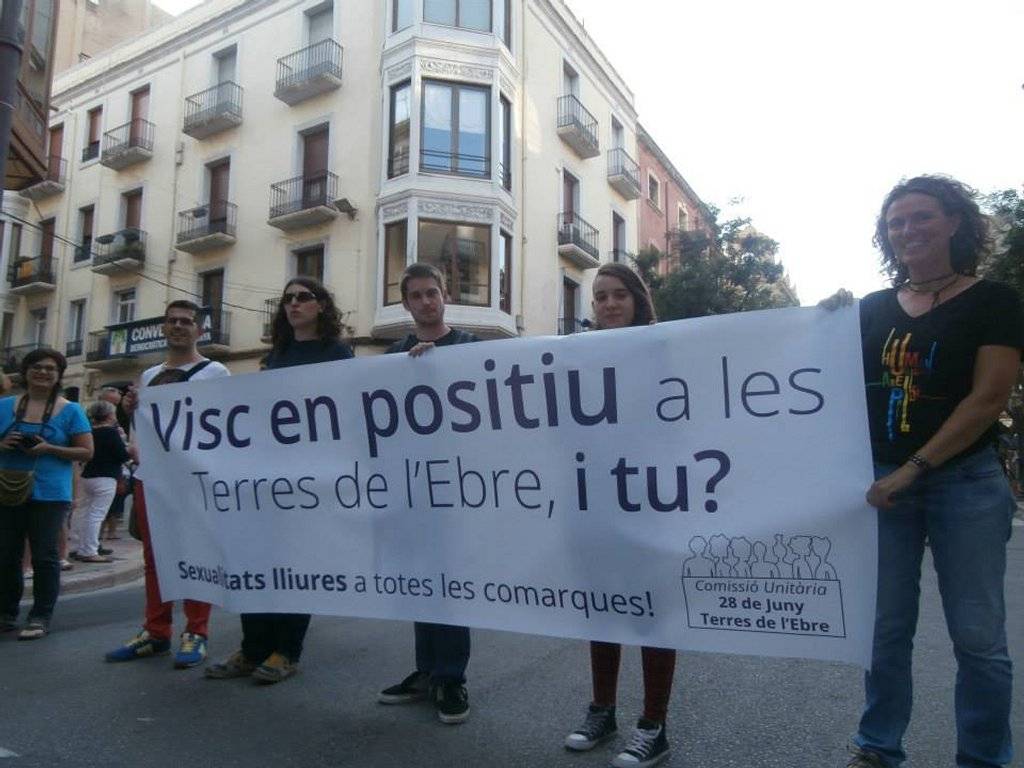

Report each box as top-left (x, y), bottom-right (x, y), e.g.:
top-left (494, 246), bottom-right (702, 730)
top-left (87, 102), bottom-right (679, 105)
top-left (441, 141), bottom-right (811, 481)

top-left (3, 0), bottom-right (642, 397)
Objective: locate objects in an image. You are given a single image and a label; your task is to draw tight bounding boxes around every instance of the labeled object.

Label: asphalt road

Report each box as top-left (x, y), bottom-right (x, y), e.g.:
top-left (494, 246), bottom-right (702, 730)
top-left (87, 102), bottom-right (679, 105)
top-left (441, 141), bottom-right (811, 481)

top-left (1, 527), bottom-right (1021, 768)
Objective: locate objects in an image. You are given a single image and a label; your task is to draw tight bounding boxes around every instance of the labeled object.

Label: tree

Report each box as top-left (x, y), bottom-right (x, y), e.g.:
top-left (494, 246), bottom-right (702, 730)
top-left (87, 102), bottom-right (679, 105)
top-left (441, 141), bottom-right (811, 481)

top-left (634, 211), bottom-right (799, 321)
top-left (981, 189), bottom-right (1024, 297)
top-left (981, 188), bottom-right (1024, 492)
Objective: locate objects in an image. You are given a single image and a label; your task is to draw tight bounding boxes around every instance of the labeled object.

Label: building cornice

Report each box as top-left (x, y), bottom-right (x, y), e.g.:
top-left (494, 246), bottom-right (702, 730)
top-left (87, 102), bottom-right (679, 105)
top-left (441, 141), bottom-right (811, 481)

top-left (51, 0), bottom-right (281, 104)
top-left (532, 0), bottom-right (638, 123)
top-left (637, 124), bottom-right (714, 222)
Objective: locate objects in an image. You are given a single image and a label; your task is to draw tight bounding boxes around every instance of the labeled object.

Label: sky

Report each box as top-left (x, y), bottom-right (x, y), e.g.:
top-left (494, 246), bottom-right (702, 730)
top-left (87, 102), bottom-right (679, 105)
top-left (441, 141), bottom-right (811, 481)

top-left (154, 0), bottom-right (1024, 304)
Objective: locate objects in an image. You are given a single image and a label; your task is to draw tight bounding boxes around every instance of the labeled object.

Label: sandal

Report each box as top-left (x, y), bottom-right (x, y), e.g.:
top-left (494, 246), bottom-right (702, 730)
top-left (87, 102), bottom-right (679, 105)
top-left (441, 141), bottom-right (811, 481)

top-left (18, 620), bottom-right (48, 640)
top-left (77, 554), bottom-right (113, 563)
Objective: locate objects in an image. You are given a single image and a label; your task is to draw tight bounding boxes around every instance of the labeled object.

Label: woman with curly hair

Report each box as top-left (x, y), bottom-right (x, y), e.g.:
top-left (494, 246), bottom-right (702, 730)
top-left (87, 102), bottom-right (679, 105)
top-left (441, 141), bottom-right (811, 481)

top-left (844, 176), bottom-right (1023, 768)
top-left (206, 277), bottom-right (352, 685)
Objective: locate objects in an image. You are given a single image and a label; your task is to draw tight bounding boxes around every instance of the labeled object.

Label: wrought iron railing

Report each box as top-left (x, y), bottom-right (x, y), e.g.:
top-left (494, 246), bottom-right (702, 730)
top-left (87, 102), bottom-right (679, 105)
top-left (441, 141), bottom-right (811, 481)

top-left (94, 228), bottom-right (147, 268)
top-left (183, 81), bottom-right (243, 132)
top-left (81, 141), bottom-right (100, 162)
top-left (74, 239), bottom-right (93, 263)
top-left (419, 148), bottom-right (489, 177)
top-left (102, 118), bottom-right (154, 156)
top-left (558, 317), bottom-right (589, 335)
top-left (609, 249), bottom-right (635, 264)
top-left (42, 155), bottom-right (66, 183)
top-left (8, 255), bottom-right (57, 288)
top-left (607, 147), bottom-right (639, 188)
top-left (269, 171), bottom-right (338, 218)
top-left (557, 94), bottom-right (598, 151)
top-left (262, 297), bottom-right (278, 339)
top-left (557, 212), bottom-right (600, 260)
top-left (85, 330), bottom-right (111, 362)
top-left (276, 39), bottom-right (343, 93)
top-left (65, 339), bottom-right (84, 357)
top-left (177, 201), bottom-right (237, 243)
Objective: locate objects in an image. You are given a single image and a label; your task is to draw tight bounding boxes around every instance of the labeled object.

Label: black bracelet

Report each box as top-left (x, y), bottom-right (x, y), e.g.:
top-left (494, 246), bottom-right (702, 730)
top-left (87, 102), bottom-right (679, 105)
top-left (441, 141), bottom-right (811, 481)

top-left (907, 453), bottom-right (932, 472)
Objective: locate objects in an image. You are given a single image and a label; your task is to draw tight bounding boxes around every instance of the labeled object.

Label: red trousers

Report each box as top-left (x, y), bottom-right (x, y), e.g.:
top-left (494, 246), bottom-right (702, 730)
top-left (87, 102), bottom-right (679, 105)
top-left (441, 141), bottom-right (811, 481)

top-left (134, 480), bottom-right (210, 641)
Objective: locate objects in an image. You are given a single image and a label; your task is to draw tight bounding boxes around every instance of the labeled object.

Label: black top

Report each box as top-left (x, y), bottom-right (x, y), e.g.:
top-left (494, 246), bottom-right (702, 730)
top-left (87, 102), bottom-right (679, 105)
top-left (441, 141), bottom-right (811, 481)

top-left (387, 328), bottom-right (480, 354)
top-left (265, 339), bottom-right (354, 370)
top-left (81, 425), bottom-right (131, 480)
top-left (860, 279), bottom-right (1024, 465)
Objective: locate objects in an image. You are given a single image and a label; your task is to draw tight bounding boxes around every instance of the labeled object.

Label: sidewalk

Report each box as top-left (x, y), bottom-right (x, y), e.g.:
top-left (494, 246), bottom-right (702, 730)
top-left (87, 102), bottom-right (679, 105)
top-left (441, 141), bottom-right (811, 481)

top-left (59, 535), bottom-right (143, 595)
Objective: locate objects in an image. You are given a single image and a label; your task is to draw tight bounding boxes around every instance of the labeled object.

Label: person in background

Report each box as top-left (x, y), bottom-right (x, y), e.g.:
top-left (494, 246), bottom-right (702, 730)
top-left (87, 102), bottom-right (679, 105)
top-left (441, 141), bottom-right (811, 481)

top-left (206, 277), bottom-right (353, 685)
top-left (68, 400), bottom-right (133, 563)
top-left (562, 263), bottom-right (673, 768)
top-left (841, 175), bottom-right (1023, 768)
top-left (376, 263), bottom-right (479, 725)
top-left (104, 301), bottom-right (230, 669)
top-left (0, 349), bottom-right (93, 640)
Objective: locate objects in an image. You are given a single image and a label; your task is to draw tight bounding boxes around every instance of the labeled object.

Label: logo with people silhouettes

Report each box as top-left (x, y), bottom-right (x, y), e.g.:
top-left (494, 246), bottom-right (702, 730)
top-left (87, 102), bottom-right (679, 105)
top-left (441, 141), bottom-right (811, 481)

top-left (680, 533), bottom-right (847, 638)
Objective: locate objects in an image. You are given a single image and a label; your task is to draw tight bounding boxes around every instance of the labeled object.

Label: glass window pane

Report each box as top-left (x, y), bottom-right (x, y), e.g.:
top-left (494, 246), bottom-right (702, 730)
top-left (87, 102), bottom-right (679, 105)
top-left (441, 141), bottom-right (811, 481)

top-left (422, 83), bottom-right (453, 172)
top-left (417, 220), bottom-right (491, 307)
top-left (394, 0), bottom-right (413, 30)
top-left (384, 221), bottom-right (408, 305)
top-left (424, 0), bottom-right (456, 25)
top-left (458, 88), bottom-right (488, 176)
top-left (459, 0), bottom-right (490, 31)
top-left (390, 83), bottom-right (411, 176)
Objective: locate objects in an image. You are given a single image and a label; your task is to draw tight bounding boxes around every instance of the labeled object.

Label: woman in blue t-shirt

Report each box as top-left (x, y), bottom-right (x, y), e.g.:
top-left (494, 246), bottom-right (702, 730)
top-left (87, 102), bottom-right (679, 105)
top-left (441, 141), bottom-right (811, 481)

top-left (0, 348), bottom-right (93, 639)
top-left (845, 176), bottom-right (1023, 768)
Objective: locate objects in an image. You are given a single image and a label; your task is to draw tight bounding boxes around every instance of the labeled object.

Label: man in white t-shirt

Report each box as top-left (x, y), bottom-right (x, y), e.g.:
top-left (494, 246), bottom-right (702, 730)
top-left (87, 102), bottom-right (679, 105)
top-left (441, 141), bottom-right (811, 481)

top-left (105, 300), bottom-right (229, 669)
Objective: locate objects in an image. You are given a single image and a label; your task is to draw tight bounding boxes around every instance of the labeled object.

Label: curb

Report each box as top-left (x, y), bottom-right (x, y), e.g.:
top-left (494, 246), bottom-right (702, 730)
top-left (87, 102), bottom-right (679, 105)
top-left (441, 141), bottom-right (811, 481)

top-left (61, 560), bottom-right (143, 595)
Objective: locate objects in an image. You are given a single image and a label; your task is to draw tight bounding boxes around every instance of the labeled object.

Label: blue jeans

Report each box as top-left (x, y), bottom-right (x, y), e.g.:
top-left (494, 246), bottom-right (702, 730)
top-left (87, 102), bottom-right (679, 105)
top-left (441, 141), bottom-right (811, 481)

top-left (414, 622), bottom-right (470, 684)
top-left (855, 447), bottom-right (1015, 767)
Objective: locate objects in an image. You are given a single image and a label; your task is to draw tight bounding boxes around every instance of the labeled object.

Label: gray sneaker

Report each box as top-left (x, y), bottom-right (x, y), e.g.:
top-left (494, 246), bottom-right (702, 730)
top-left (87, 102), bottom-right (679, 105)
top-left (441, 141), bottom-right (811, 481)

top-left (565, 704), bottom-right (617, 751)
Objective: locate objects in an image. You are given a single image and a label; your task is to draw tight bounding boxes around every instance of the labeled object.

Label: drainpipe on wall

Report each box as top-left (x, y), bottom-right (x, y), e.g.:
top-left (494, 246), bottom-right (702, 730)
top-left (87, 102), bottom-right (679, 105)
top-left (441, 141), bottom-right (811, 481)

top-left (165, 48), bottom-right (188, 307)
top-left (516, 0), bottom-right (527, 335)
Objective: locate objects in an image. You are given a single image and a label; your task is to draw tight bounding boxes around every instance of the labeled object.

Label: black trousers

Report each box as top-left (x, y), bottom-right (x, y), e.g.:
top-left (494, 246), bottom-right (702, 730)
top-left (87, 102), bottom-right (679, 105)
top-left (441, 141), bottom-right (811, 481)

top-left (240, 613), bottom-right (312, 663)
top-left (0, 500), bottom-right (69, 622)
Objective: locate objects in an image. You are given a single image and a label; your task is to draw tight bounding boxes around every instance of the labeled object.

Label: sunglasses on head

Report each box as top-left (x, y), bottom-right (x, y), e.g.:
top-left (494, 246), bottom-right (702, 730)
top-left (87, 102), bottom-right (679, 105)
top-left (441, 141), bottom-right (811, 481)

top-left (282, 290), bottom-right (318, 304)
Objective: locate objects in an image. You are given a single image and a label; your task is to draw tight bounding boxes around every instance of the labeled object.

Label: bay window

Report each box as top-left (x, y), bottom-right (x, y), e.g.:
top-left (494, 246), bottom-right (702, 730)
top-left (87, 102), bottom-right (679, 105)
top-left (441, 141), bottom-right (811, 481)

top-left (389, 81), bottom-right (411, 177)
top-left (417, 220), bottom-right (490, 306)
top-left (424, 0), bottom-right (489, 32)
top-left (421, 81), bottom-right (490, 177)
top-left (384, 220), bottom-right (408, 305)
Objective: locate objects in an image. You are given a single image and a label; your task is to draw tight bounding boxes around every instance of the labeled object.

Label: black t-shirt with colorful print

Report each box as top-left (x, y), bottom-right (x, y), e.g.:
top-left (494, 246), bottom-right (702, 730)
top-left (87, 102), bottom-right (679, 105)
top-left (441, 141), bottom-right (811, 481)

top-left (860, 279), bottom-right (1024, 465)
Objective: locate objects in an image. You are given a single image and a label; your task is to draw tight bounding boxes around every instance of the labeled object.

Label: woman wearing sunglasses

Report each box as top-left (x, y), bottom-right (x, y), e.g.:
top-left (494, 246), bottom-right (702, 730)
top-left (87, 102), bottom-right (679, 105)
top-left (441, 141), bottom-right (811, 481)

top-left (0, 348), bottom-right (93, 640)
top-left (206, 276), bottom-right (353, 684)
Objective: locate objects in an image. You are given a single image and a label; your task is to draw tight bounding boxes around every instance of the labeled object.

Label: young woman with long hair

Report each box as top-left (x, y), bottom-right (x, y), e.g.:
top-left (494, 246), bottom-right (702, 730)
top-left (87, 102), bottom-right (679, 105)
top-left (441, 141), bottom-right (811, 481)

top-left (563, 263), bottom-right (673, 768)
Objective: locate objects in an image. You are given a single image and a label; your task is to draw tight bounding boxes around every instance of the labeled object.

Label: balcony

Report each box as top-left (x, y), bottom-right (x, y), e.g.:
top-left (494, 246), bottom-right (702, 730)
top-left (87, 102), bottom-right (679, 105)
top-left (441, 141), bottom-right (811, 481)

top-left (8, 256), bottom-right (57, 295)
top-left (558, 317), bottom-right (589, 335)
top-left (268, 172), bottom-right (339, 230)
top-left (65, 339), bottom-right (83, 358)
top-left (607, 148), bottom-right (641, 200)
top-left (85, 308), bottom-right (232, 367)
top-left (73, 239), bottom-right (93, 264)
top-left (556, 95), bottom-right (599, 159)
top-left (20, 156), bottom-right (66, 200)
top-left (261, 297), bottom-right (277, 342)
top-left (100, 119), bottom-right (154, 170)
top-left (557, 212), bottom-right (600, 269)
top-left (92, 228), bottom-right (146, 275)
top-left (176, 201), bottom-right (237, 253)
top-left (609, 249), bottom-right (636, 264)
top-left (183, 81), bottom-right (243, 139)
top-left (420, 149), bottom-right (490, 179)
top-left (2, 343), bottom-right (45, 374)
top-left (274, 39), bottom-right (343, 106)
top-left (81, 141), bottom-right (100, 163)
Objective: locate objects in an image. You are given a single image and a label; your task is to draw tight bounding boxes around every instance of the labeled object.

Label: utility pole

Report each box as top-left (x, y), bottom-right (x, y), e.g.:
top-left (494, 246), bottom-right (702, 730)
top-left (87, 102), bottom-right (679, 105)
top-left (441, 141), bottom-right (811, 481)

top-left (0, 0), bottom-right (26, 205)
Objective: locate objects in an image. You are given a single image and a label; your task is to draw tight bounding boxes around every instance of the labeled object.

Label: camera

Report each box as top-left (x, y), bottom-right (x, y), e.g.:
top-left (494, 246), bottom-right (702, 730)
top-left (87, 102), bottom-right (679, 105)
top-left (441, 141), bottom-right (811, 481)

top-left (18, 434), bottom-right (42, 450)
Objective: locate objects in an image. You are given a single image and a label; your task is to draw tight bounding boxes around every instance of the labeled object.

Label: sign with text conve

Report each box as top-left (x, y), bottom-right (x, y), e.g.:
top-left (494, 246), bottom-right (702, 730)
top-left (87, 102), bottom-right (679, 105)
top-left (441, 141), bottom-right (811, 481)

top-left (135, 305), bottom-right (876, 667)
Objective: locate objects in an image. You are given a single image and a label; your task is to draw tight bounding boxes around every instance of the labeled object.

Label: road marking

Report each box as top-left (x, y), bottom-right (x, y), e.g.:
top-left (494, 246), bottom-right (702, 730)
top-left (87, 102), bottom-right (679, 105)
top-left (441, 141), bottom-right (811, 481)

top-left (0, 747), bottom-right (19, 758)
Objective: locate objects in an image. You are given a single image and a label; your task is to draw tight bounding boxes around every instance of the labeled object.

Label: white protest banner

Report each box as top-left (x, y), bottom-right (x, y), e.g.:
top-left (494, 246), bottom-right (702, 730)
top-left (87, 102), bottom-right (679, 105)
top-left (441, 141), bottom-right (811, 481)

top-left (135, 305), bottom-right (876, 667)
